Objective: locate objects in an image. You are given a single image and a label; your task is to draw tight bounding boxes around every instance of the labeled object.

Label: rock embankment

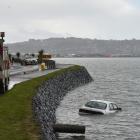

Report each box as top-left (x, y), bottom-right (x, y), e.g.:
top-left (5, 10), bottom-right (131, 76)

top-left (32, 65), bottom-right (93, 140)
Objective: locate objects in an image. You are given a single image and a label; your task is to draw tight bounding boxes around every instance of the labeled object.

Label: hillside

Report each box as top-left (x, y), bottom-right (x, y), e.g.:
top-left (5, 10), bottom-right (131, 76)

top-left (7, 38), bottom-right (140, 57)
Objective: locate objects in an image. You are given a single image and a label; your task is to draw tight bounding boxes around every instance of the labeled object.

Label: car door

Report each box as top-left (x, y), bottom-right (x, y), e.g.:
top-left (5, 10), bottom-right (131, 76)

top-left (109, 103), bottom-right (116, 113)
top-left (112, 103), bottom-right (119, 111)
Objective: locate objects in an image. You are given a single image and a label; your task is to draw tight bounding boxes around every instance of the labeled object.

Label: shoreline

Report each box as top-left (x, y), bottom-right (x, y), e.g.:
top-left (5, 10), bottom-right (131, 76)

top-left (32, 65), bottom-right (93, 139)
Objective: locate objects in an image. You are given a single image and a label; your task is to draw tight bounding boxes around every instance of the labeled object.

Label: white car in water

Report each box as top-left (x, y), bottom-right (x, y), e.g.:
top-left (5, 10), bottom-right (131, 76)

top-left (79, 100), bottom-right (122, 115)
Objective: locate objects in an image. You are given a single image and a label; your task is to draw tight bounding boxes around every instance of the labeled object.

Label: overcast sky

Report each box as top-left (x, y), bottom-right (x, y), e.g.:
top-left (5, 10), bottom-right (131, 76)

top-left (1, 0), bottom-right (140, 43)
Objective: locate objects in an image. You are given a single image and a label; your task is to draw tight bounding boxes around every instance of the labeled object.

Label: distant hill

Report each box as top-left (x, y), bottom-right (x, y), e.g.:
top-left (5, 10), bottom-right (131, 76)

top-left (7, 37), bottom-right (140, 57)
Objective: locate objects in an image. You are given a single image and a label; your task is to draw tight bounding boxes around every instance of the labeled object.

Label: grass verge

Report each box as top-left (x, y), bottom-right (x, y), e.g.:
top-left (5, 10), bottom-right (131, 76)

top-left (0, 65), bottom-right (82, 140)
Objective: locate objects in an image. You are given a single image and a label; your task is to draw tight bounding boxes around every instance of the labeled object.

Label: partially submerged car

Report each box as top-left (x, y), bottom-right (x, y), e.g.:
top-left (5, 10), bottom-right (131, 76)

top-left (79, 100), bottom-right (122, 115)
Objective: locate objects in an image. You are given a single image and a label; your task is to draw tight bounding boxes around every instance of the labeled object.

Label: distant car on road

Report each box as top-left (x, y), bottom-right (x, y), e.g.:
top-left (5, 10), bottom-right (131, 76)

top-left (21, 58), bottom-right (38, 65)
top-left (79, 100), bottom-right (122, 115)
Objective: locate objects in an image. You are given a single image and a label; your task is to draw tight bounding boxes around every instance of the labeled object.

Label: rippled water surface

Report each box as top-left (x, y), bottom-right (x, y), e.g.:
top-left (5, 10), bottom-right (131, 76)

top-left (54, 58), bottom-right (140, 140)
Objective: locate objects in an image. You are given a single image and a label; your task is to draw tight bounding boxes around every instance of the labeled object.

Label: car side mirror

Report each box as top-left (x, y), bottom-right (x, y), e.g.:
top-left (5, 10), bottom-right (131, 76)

top-left (117, 107), bottom-right (122, 111)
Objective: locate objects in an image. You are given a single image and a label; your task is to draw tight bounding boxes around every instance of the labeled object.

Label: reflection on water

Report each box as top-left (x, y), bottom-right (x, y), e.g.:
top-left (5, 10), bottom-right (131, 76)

top-left (55, 58), bottom-right (140, 140)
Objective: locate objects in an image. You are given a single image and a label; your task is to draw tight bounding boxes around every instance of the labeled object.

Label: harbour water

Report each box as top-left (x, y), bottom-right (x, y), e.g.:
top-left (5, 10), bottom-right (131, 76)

top-left (54, 58), bottom-right (140, 140)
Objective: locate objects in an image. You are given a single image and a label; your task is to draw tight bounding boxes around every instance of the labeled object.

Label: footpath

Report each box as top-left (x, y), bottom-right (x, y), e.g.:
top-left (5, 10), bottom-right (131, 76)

top-left (9, 64), bottom-right (73, 89)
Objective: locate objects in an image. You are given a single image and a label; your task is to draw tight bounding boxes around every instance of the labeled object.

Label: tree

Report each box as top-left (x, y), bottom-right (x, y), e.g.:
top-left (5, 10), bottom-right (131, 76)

top-left (38, 49), bottom-right (44, 64)
top-left (8, 53), bottom-right (13, 63)
top-left (31, 53), bottom-right (35, 57)
top-left (8, 53), bottom-right (11, 60)
top-left (15, 52), bottom-right (21, 63)
top-left (16, 52), bottom-right (20, 59)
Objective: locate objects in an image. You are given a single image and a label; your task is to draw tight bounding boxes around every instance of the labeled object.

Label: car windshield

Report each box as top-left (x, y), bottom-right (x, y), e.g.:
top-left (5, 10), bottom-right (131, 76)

top-left (85, 101), bottom-right (107, 110)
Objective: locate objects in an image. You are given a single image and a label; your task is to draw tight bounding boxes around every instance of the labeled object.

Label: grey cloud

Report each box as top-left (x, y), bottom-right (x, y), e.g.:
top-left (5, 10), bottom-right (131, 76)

top-left (1, 0), bottom-right (140, 42)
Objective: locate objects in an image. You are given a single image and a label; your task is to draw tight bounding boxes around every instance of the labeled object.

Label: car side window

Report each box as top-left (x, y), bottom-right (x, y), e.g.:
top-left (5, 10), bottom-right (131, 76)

top-left (85, 101), bottom-right (93, 108)
top-left (112, 104), bottom-right (118, 110)
top-left (109, 103), bottom-right (114, 110)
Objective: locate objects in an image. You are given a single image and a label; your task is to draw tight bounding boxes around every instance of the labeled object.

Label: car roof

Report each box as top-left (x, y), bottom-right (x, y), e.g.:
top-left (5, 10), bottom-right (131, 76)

top-left (89, 100), bottom-right (115, 105)
top-left (26, 58), bottom-right (37, 60)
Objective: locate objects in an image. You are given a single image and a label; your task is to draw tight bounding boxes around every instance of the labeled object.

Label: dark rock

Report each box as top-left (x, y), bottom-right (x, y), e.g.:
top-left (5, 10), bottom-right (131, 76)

top-left (32, 66), bottom-right (93, 140)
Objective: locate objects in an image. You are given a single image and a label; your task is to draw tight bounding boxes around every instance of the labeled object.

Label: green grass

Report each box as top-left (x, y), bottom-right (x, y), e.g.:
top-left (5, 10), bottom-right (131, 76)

top-left (0, 65), bottom-right (82, 140)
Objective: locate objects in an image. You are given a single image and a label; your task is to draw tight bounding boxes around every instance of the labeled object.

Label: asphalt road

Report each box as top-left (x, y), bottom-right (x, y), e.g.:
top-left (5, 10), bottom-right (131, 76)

top-left (9, 63), bottom-right (73, 90)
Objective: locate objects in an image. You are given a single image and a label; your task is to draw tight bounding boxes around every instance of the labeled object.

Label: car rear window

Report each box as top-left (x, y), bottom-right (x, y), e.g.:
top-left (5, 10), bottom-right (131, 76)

top-left (85, 101), bottom-right (107, 110)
